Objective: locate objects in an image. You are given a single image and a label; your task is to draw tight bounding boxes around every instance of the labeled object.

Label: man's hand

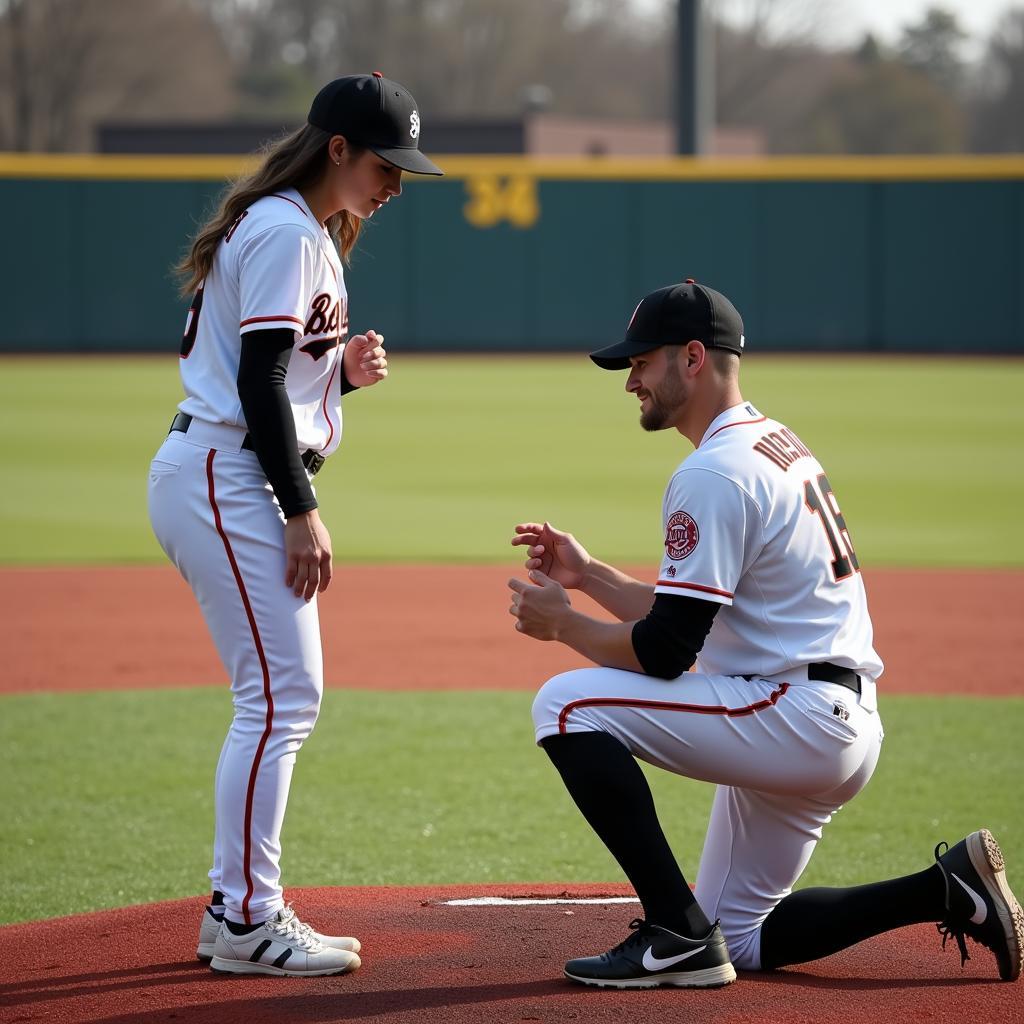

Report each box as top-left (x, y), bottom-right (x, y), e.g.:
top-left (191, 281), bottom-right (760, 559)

top-left (511, 522), bottom-right (590, 590)
top-left (508, 570), bottom-right (572, 640)
top-left (284, 508), bottom-right (333, 601)
top-left (343, 329), bottom-right (388, 388)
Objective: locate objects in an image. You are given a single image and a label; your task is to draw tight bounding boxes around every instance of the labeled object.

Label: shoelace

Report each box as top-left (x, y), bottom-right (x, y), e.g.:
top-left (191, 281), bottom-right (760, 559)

top-left (280, 906), bottom-right (320, 942)
top-left (606, 918), bottom-right (655, 958)
top-left (269, 905), bottom-right (323, 952)
top-left (934, 841), bottom-right (971, 968)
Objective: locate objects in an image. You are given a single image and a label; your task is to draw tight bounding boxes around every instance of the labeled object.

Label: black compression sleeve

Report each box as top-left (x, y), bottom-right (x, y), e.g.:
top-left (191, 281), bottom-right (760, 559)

top-left (630, 594), bottom-right (721, 679)
top-left (339, 367), bottom-right (359, 397)
top-left (236, 328), bottom-right (317, 519)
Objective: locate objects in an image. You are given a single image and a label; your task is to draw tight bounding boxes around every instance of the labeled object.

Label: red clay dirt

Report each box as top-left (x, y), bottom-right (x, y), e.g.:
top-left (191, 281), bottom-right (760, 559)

top-left (1, 564), bottom-right (1022, 695)
top-left (2, 565), bottom-right (1022, 1022)
top-left (1, 883), bottom-right (1019, 1024)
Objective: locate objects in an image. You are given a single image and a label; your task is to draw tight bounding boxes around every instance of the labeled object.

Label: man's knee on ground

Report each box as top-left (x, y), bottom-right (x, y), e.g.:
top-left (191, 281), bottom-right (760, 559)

top-left (722, 924), bottom-right (762, 971)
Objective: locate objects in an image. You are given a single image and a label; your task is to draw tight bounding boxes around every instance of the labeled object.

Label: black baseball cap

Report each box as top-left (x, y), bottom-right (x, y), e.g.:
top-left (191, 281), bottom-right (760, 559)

top-left (590, 279), bottom-right (745, 369)
top-left (308, 72), bottom-right (443, 176)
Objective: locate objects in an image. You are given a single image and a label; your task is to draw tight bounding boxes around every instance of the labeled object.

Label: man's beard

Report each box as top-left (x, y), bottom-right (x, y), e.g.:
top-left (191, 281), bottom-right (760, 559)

top-left (639, 358), bottom-right (686, 431)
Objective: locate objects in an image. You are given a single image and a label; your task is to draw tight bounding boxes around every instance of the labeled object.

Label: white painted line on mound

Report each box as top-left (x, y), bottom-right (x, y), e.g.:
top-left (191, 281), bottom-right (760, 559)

top-left (442, 896), bottom-right (641, 906)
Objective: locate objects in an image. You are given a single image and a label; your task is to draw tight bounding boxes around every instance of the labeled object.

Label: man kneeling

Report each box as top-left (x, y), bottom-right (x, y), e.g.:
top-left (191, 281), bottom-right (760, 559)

top-left (508, 279), bottom-right (1022, 988)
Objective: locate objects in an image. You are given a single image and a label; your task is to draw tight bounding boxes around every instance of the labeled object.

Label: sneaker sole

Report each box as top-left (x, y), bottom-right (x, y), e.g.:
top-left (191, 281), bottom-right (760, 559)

top-left (199, 926), bottom-right (358, 960)
top-left (210, 954), bottom-right (360, 977)
top-left (564, 962), bottom-right (737, 990)
top-left (968, 829), bottom-right (1024, 982)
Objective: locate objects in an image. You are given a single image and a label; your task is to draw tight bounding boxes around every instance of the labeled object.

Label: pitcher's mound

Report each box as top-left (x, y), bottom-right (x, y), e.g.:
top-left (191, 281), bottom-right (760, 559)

top-left (0, 883), bottom-right (1016, 1023)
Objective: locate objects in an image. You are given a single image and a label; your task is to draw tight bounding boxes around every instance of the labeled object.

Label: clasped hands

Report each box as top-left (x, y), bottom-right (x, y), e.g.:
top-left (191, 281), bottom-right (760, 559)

top-left (508, 522), bottom-right (589, 641)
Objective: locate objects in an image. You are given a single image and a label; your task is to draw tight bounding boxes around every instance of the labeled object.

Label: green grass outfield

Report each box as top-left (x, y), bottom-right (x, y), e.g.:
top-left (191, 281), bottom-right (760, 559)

top-left (1, 354), bottom-right (1021, 927)
top-left (0, 354), bottom-right (1022, 566)
top-left (2, 689), bottom-right (1022, 926)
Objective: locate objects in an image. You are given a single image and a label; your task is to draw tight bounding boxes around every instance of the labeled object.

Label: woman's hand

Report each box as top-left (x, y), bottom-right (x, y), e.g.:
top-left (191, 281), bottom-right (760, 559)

top-left (343, 330), bottom-right (388, 388)
top-left (284, 508), bottom-right (333, 601)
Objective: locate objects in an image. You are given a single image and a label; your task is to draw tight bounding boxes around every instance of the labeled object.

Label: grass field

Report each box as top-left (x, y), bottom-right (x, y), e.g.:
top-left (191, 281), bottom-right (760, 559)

top-left (1, 353), bottom-right (1022, 929)
top-left (3, 689), bottom-right (1022, 926)
top-left (0, 354), bottom-right (1022, 566)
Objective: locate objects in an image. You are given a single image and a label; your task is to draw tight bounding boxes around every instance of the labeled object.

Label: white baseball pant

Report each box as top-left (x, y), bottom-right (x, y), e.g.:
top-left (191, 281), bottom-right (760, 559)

top-left (148, 419), bottom-right (323, 924)
top-left (532, 667), bottom-right (884, 970)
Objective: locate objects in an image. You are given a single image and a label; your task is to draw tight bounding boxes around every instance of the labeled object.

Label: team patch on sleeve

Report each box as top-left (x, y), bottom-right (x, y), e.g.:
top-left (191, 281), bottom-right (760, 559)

top-left (665, 510), bottom-right (699, 560)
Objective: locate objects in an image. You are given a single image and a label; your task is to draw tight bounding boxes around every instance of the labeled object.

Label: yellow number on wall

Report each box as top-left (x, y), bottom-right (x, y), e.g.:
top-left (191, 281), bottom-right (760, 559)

top-left (464, 175), bottom-right (539, 229)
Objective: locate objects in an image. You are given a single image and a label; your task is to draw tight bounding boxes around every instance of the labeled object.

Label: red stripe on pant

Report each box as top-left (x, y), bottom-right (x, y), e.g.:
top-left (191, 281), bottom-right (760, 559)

top-left (558, 682), bottom-right (790, 734)
top-left (206, 448), bottom-right (276, 925)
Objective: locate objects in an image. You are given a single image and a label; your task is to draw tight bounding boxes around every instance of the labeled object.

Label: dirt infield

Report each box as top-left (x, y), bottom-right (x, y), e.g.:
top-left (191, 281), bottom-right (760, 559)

top-left (3, 567), bottom-right (1022, 1021)
top-left (1, 564), bottom-right (1021, 695)
top-left (1, 883), bottom-right (1019, 1024)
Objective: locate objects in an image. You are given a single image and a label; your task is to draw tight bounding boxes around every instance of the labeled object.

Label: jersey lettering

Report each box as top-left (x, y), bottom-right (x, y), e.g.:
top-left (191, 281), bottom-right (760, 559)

top-left (753, 429), bottom-right (812, 472)
top-left (299, 294), bottom-right (348, 360)
top-left (304, 292), bottom-right (337, 336)
top-left (804, 473), bottom-right (860, 581)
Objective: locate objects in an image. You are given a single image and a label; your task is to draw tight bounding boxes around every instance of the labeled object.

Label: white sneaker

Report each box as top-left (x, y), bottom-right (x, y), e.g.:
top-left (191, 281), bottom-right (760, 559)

top-left (196, 905), bottom-right (224, 962)
top-left (198, 903), bottom-right (359, 961)
top-left (210, 907), bottom-right (361, 977)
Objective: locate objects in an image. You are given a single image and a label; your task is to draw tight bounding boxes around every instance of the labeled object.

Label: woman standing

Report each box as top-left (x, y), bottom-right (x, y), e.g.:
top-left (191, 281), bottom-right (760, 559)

top-left (148, 73), bottom-right (442, 977)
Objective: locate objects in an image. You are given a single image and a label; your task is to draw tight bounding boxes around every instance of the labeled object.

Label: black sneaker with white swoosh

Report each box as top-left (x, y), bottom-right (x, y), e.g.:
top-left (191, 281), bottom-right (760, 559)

top-left (563, 918), bottom-right (736, 989)
top-left (934, 828), bottom-right (1023, 981)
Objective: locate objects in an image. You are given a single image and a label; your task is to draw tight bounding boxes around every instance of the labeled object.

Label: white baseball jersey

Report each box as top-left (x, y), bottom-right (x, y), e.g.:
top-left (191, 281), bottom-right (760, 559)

top-left (178, 187), bottom-right (349, 456)
top-left (653, 401), bottom-right (883, 682)
top-left (532, 399), bottom-right (887, 971)
top-left (150, 187), bottom-right (352, 928)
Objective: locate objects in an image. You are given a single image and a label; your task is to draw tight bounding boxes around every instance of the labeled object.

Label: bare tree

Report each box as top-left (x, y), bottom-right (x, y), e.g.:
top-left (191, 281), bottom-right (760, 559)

top-left (0, 0), bottom-right (237, 151)
top-left (704, 0), bottom-right (859, 153)
top-left (198, 0), bottom-right (671, 119)
top-left (970, 6), bottom-right (1024, 152)
top-left (898, 6), bottom-right (968, 96)
top-left (706, 0), bottom-right (839, 45)
top-left (707, 0), bottom-right (972, 153)
top-left (800, 36), bottom-right (965, 153)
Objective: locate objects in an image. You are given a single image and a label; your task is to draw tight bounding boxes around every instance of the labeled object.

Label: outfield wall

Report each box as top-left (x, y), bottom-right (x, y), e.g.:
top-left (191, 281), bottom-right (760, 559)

top-left (1, 154), bottom-right (1022, 353)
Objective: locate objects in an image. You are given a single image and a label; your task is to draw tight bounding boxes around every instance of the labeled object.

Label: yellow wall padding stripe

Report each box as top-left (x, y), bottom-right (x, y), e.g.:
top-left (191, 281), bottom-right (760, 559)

top-left (1, 152), bottom-right (1023, 182)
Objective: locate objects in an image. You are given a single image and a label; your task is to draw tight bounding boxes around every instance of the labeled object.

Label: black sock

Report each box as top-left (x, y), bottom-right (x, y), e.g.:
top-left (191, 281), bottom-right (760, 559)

top-left (541, 731), bottom-right (711, 938)
top-left (759, 864), bottom-right (946, 969)
top-left (211, 890), bottom-right (225, 907)
top-left (225, 919), bottom-right (264, 936)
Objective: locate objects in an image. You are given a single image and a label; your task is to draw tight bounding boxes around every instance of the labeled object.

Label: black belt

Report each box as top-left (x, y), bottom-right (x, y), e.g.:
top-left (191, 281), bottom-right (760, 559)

top-left (743, 662), bottom-right (862, 695)
top-left (169, 412), bottom-right (326, 476)
top-left (807, 661), bottom-right (862, 695)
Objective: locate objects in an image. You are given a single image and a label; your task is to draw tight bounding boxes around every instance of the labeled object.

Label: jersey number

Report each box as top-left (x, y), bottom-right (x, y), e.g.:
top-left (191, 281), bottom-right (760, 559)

top-left (804, 473), bottom-right (860, 581)
top-left (180, 284), bottom-right (204, 358)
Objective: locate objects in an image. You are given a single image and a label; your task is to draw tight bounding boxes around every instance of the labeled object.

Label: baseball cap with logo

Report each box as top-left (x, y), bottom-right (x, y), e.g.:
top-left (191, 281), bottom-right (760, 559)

top-left (307, 72), bottom-right (443, 176)
top-left (590, 279), bottom-right (745, 369)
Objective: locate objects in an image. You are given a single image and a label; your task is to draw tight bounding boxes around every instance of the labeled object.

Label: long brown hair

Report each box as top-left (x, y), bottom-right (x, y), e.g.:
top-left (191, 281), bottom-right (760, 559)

top-left (176, 124), bottom-right (362, 297)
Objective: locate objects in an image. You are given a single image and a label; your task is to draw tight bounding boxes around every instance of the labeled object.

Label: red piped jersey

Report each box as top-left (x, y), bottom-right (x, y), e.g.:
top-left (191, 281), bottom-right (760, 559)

top-left (178, 187), bottom-right (349, 456)
top-left (654, 402), bottom-right (883, 682)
